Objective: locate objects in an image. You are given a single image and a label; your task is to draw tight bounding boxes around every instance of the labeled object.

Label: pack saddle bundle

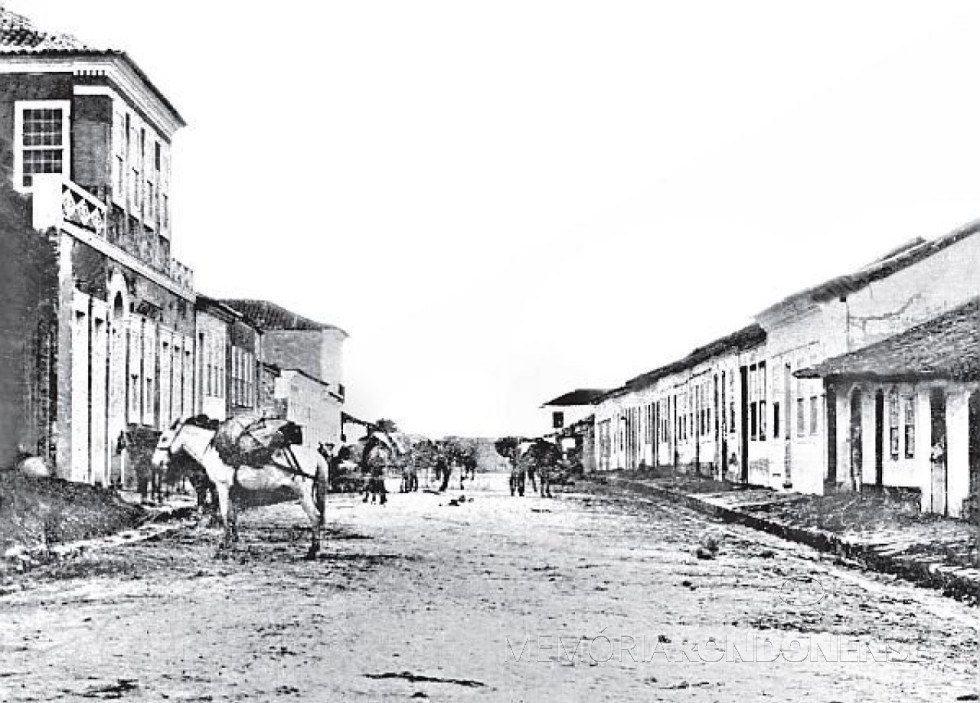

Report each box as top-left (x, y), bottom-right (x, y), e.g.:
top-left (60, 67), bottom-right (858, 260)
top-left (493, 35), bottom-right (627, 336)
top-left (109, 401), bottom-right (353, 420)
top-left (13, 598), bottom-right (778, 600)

top-left (213, 414), bottom-right (304, 469)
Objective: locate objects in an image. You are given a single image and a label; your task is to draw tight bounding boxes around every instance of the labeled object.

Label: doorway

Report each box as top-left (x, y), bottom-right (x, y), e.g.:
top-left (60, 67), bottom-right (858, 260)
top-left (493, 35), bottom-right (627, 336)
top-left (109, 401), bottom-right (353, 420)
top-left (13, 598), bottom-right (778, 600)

top-left (930, 388), bottom-right (947, 515)
top-left (874, 390), bottom-right (884, 487)
top-left (721, 371), bottom-right (728, 477)
top-left (849, 388), bottom-right (863, 488)
top-left (739, 366), bottom-right (749, 483)
top-left (969, 390), bottom-right (979, 500)
top-left (826, 386), bottom-right (837, 484)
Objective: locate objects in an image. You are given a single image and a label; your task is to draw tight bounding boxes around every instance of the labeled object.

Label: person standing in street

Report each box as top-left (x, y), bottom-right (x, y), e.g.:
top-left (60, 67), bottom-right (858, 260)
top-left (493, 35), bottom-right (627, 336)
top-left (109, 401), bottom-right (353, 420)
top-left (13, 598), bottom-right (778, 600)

top-left (437, 454), bottom-right (451, 492)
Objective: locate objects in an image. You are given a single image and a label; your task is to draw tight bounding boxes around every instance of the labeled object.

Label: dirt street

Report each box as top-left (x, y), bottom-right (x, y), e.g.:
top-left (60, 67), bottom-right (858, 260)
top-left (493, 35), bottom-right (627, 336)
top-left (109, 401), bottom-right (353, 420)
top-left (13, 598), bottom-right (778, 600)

top-left (0, 473), bottom-right (977, 702)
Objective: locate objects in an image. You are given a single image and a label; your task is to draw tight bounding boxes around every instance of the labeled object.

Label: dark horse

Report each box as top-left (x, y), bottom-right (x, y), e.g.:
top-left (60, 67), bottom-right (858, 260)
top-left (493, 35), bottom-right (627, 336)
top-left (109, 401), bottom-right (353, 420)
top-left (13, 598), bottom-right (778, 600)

top-left (360, 433), bottom-right (391, 504)
top-left (521, 439), bottom-right (561, 498)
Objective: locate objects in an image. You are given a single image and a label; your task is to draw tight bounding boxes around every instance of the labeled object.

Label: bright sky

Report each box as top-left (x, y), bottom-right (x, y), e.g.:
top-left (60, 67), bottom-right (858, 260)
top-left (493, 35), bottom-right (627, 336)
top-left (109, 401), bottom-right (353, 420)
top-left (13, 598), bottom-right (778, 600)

top-left (10, 1), bottom-right (980, 437)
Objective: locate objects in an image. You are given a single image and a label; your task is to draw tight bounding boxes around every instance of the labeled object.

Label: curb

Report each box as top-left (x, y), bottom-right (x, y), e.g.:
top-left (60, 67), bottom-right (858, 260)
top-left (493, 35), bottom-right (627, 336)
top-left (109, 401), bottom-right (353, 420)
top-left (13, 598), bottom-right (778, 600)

top-left (610, 476), bottom-right (979, 604)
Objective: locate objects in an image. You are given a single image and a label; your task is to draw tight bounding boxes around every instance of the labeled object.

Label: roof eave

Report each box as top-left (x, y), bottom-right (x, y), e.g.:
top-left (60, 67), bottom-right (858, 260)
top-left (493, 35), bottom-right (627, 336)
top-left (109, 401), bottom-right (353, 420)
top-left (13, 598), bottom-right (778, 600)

top-left (116, 51), bottom-right (187, 128)
top-left (797, 370), bottom-right (979, 384)
top-left (0, 50), bottom-right (186, 134)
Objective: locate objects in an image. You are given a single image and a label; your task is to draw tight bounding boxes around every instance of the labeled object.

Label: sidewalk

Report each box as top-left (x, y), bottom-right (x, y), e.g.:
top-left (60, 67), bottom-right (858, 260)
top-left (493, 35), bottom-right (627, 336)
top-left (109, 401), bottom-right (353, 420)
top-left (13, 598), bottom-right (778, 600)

top-left (608, 472), bottom-right (980, 603)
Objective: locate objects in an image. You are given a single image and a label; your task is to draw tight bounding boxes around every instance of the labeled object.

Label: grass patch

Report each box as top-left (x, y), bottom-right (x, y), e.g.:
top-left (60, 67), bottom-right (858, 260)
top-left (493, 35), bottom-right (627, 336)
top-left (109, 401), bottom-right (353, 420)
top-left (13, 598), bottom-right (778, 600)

top-left (0, 472), bottom-right (145, 553)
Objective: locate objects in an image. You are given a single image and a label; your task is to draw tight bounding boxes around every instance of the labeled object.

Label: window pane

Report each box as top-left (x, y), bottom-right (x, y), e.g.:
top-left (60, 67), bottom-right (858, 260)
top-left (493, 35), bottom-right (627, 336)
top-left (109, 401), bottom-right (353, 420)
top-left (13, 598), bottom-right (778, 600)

top-left (22, 108), bottom-right (63, 147)
top-left (22, 148), bottom-right (64, 186)
top-left (904, 397), bottom-right (916, 458)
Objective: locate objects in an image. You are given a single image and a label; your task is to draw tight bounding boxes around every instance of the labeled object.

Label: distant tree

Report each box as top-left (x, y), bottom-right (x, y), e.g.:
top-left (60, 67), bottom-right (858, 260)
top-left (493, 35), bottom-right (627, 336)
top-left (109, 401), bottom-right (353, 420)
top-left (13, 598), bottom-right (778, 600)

top-left (374, 418), bottom-right (398, 434)
top-left (494, 437), bottom-right (521, 461)
top-left (442, 436), bottom-right (477, 463)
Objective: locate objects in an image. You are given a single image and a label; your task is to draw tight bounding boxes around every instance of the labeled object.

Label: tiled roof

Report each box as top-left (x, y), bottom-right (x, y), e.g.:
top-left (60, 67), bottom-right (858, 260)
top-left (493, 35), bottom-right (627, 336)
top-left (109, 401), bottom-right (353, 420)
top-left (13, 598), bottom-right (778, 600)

top-left (0, 7), bottom-right (92, 53)
top-left (221, 299), bottom-right (347, 335)
top-left (0, 7), bottom-right (186, 128)
top-left (797, 298), bottom-right (980, 382)
top-left (602, 323), bottom-right (767, 400)
top-left (541, 389), bottom-right (608, 407)
top-left (767, 221), bottom-right (980, 311)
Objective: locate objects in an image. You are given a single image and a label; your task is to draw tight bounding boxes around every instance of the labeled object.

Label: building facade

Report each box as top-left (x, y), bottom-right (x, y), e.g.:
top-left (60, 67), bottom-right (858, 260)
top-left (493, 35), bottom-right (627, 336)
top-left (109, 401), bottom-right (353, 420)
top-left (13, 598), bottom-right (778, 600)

top-left (274, 369), bottom-right (344, 453)
top-left (541, 389), bottom-right (606, 437)
top-left (222, 300), bottom-right (348, 452)
top-left (594, 325), bottom-right (766, 477)
top-left (593, 223), bottom-right (980, 517)
top-left (194, 295), bottom-right (263, 421)
top-left (0, 10), bottom-right (352, 484)
top-left (799, 299), bottom-right (979, 518)
top-left (0, 9), bottom-right (196, 484)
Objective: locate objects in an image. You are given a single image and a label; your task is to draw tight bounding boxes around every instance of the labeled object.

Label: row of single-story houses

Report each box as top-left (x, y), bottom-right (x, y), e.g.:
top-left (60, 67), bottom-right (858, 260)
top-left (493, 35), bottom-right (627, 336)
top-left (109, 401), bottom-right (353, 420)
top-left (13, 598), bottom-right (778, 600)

top-left (547, 223), bottom-right (979, 518)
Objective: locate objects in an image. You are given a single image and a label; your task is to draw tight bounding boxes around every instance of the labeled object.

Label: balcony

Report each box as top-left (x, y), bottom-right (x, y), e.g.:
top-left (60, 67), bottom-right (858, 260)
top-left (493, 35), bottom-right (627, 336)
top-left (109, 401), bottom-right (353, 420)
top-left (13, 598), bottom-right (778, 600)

top-left (32, 175), bottom-right (195, 296)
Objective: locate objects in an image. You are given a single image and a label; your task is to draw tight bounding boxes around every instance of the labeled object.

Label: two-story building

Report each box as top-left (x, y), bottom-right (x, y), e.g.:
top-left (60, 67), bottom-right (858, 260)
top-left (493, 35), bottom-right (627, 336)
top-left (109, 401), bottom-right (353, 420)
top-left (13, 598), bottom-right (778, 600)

top-left (222, 299), bottom-right (347, 452)
top-left (194, 295), bottom-right (263, 421)
top-left (0, 8), bottom-right (196, 484)
top-left (0, 9), bottom-right (359, 485)
top-left (541, 389), bottom-right (605, 436)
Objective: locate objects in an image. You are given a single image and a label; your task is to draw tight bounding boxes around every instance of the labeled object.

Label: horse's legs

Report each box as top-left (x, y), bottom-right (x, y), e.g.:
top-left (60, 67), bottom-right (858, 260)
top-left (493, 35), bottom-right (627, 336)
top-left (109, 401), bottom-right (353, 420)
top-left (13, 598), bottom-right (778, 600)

top-left (214, 480), bottom-right (234, 549)
top-left (229, 500), bottom-right (240, 542)
top-left (297, 479), bottom-right (321, 560)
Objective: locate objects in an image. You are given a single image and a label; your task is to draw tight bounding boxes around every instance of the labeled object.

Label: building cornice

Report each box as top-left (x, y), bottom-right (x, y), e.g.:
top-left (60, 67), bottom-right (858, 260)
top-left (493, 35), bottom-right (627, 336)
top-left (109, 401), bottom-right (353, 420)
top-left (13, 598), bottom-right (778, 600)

top-left (0, 53), bottom-right (185, 138)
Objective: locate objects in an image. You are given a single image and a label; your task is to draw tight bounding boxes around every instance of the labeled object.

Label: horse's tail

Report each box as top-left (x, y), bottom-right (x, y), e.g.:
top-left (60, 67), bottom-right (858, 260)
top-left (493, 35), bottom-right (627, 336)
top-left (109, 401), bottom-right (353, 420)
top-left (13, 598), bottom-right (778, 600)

top-left (314, 456), bottom-right (328, 527)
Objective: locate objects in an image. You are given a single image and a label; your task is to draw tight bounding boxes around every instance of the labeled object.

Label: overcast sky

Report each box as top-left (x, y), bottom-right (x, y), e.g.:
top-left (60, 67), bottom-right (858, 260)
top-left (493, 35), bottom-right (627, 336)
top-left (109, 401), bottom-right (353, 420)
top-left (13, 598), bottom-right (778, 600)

top-left (10, 1), bottom-right (980, 437)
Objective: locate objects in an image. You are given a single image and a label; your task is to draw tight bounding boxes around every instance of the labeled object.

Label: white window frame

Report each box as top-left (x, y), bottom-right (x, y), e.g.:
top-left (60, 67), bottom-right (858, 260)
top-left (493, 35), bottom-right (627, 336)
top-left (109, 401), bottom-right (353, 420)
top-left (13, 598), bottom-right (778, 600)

top-left (14, 100), bottom-right (71, 193)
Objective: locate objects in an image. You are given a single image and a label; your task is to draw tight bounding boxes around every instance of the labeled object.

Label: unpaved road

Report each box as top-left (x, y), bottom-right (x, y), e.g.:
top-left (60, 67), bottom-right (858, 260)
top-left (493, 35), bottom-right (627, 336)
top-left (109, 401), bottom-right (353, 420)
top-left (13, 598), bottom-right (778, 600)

top-left (0, 473), bottom-right (977, 701)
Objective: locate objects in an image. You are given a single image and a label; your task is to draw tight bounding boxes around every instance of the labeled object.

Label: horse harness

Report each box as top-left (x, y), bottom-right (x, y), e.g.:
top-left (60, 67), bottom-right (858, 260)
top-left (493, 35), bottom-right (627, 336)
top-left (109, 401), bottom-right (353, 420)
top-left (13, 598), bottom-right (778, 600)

top-left (174, 420), bottom-right (316, 482)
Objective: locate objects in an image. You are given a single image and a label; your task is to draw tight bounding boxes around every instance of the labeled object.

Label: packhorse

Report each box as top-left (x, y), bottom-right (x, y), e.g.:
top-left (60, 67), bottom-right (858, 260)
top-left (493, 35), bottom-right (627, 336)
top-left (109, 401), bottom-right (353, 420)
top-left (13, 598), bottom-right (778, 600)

top-left (151, 416), bottom-right (329, 559)
top-left (360, 433), bottom-right (392, 504)
top-left (494, 437), bottom-right (526, 497)
top-left (400, 462), bottom-right (419, 493)
top-left (463, 454), bottom-right (477, 481)
top-left (508, 456), bottom-right (525, 497)
top-left (520, 439), bottom-right (561, 498)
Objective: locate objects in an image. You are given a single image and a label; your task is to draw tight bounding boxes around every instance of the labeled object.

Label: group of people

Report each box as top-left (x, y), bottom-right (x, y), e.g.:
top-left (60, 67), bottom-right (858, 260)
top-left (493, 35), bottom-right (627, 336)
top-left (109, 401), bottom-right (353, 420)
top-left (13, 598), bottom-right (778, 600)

top-left (504, 441), bottom-right (583, 499)
top-left (316, 439), bottom-right (480, 504)
top-left (433, 454), bottom-right (478, 492)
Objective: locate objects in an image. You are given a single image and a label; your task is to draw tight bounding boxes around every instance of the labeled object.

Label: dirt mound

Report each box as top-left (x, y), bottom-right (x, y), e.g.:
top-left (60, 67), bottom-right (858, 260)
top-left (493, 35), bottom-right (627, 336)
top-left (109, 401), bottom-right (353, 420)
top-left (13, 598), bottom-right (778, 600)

top-left (0, 471), bottom-right (145, 553)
